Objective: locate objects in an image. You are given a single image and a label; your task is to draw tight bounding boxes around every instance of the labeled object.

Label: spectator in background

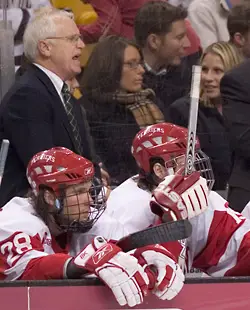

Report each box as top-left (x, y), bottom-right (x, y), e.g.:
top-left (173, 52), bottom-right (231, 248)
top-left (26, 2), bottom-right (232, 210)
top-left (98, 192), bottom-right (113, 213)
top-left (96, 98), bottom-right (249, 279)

top-left (134, 1), bottom-right (199, 120)
top-left (78, 0), bottom-right (200, 57)
top-left (0, 0), bottom-right (51, 71)
top-left (0, 8), bottom-right (106, 207)
top-left (188, 0), bottom-right (243, 49)
top-left (81, 35), bottom-right (165, 186)
top-left (228, 1), bottom-right (250, 58)
top-left (220, 59), bottom-right (250, 212)
top-left (170, 42), bottom-right (243, 192)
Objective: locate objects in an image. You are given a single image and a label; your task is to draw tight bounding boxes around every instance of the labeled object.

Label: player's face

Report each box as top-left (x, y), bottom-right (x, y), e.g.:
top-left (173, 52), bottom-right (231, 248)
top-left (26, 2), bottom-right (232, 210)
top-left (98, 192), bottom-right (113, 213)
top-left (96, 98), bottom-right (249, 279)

top-left (165, 154), bottom-right (186, 175)
top-left (201, 53), bottom-right (224, 100)
top-left (63, 181), bottom-right (93, 222)
top-left (154, 155), bottom-right (186, 181)
top-left (120, 45), bottom-right (145, 92)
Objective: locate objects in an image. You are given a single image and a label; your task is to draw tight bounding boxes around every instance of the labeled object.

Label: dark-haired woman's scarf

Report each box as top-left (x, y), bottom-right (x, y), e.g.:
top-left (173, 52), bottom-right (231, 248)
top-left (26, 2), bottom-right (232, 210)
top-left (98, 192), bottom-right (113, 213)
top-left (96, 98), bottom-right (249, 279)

top-left (113, 89), bottom-right (165, 128)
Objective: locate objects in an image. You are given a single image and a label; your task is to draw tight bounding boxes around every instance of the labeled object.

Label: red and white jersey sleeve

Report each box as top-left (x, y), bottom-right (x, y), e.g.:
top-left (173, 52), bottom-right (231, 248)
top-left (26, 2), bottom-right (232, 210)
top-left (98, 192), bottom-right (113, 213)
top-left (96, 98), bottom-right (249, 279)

top-left (0, 197), bottom-right (68, 281)
top-left (188, 191), bottom-right (250, 276)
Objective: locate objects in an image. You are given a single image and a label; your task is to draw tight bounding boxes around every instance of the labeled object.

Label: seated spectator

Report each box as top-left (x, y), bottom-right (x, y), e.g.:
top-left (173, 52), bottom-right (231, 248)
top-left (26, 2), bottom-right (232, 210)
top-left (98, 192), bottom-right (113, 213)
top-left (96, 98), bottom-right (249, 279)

top-left (169, 42), bottom-right (243, 191)
top-left (221, 58), bottom-right (250, 212)
top-left (81, 35), bottom-right (165, 186)
top-left (188, 0), bottom-right (242, 49)
top-left (228, 1), bottom-right (250, 58)
top-left (134, 1), bottom-right (201, 121)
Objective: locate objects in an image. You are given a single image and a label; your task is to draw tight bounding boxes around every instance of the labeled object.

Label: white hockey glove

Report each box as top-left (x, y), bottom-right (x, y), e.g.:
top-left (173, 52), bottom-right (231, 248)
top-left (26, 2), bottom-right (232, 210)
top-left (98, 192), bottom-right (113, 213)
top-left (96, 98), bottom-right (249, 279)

top-left (132, 244), bottom-right (184, 300)
top-left (150, 171), bottom-right (209, 221)
top-left (67, 236), bottom-right (149, 307)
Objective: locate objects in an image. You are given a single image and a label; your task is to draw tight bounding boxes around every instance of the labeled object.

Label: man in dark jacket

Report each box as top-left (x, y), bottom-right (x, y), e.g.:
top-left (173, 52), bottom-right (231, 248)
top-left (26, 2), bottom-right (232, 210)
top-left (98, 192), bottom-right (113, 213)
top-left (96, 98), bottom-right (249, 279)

top-left (134, 1), bottom-right (201, 120)
top-left (0, 8), bottom-right (104, 207)
top-left (220, 59), bottom-right (250, 212)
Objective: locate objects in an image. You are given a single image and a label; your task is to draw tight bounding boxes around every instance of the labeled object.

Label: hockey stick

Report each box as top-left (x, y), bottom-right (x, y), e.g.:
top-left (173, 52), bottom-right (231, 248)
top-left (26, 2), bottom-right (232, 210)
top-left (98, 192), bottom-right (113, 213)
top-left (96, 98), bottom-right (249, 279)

top-left (0, 139), bottom-right (9, 187)
top-left (185, 65), bottom-right (202, 176)
top-left (116, 219), bottom-right (192, 252)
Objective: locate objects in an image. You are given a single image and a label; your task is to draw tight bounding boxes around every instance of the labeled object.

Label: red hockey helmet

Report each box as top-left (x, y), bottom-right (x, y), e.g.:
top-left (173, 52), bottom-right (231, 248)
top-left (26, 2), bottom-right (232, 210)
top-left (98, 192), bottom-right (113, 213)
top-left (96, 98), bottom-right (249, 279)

top-left (132, 123), bottom-right (214, 190)
top-left (27, 147), bottom-right (94, 195)
top-left (26, 147), bottom-right (106, 233)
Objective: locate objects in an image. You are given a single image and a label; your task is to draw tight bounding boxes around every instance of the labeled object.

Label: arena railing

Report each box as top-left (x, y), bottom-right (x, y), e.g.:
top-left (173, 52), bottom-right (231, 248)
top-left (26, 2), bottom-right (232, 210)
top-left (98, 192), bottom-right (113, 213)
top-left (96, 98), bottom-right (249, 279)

top-left (1, 276), bottom-right (250, 310)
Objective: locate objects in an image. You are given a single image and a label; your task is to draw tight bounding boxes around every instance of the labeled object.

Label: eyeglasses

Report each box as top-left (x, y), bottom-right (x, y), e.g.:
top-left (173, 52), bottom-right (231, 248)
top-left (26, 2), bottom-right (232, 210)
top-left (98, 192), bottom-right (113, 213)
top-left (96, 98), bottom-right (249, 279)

top-left (45, 34), bottom-right (82, 44)
top-left (123, 60), bottom-right (144, 70)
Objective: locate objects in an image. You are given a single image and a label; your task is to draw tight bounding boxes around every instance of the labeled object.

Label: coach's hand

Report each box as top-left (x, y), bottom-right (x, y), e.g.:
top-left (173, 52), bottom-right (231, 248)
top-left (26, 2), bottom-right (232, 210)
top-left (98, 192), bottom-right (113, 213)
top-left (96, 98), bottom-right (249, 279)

top-left (150, 172), bottom-right (208, 221)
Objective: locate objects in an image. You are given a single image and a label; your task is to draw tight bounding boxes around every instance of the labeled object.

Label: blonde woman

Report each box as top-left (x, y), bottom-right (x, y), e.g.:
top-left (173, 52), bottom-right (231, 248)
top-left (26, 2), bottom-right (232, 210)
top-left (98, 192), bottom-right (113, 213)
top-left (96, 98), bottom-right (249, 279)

top-left (169, 41), bottom-right (243, 191)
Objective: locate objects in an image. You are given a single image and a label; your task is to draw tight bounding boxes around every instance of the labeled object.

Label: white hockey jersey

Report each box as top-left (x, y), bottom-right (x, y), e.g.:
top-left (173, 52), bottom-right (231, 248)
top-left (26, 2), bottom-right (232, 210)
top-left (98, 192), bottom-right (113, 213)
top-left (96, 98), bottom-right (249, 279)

top-left (0, 197), bottom-right (128, 280)
top-left (106, 177), bottom-right (158, 233)
top-left (107, 177), bottom-right (250, 277)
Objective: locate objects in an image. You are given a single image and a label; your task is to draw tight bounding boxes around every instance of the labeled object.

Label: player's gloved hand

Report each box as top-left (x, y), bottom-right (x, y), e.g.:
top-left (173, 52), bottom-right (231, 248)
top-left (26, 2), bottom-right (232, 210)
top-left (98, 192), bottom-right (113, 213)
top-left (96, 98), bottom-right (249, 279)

top-left (132, 244), bottom-right (184, 300)
top-left (66, 236), bottom-right (149, 307)
top-left (150, 171), bottom-right (208, 221)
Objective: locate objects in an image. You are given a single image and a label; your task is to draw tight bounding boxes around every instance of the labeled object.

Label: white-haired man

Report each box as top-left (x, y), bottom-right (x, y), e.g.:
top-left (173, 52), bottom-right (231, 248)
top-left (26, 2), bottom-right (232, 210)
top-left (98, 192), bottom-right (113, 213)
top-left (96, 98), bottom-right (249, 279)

top-left (0, 8), bottom-right (106, 208)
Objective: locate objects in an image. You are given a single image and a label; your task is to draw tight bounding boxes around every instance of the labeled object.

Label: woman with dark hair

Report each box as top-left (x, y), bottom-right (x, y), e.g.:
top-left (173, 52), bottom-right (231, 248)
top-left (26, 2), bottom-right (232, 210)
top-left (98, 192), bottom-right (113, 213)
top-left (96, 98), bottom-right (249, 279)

top-left (80, 35), bottom-right (165, 186)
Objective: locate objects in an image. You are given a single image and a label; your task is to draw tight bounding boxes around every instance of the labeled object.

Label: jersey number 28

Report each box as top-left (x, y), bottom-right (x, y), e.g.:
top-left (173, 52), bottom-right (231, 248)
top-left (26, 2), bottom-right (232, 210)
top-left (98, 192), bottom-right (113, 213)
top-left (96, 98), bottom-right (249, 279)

top-left (0, 233), bottom-right (32, 266)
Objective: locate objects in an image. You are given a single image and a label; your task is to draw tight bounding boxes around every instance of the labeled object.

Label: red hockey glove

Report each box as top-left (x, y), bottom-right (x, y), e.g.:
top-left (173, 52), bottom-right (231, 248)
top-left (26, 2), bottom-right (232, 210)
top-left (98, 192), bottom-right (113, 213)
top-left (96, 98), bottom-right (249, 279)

top-left (150, 171), bottom-right (208, 221)
top-left (132, 244), bottom-right (184, 300)
top-left (69, 236), bottom-right (149, 307)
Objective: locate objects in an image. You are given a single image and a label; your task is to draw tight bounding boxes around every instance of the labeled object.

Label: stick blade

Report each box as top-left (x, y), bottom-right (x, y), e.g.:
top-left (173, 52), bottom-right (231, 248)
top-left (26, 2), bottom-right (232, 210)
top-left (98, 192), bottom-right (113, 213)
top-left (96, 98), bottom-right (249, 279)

top-left (116, 219), bottom-right (192, 252)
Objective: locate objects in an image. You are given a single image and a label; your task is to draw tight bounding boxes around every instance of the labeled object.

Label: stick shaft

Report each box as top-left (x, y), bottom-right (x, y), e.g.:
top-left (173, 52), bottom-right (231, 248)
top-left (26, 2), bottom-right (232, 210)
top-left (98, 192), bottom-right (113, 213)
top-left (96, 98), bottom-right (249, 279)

top-left (0, 139), bottom-right (10, 186)
top-left (185, 65), bottom-right (202, 176)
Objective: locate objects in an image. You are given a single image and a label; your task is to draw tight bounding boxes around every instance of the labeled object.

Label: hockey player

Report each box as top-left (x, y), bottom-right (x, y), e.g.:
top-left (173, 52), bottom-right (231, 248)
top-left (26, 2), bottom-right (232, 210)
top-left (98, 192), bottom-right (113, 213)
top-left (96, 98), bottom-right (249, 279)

top-left (107, 123), bottom-right (250, 276)
top-left (0, 146), bottom-right (195, 306)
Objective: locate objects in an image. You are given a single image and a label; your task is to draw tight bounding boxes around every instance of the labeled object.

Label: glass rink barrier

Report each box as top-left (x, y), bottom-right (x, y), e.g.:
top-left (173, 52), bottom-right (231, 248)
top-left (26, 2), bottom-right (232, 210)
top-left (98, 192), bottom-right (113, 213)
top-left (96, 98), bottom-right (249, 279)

top-left (1, 276), bottom-right (250, 310)
top-left (0, 20), bottom-right (15, 103)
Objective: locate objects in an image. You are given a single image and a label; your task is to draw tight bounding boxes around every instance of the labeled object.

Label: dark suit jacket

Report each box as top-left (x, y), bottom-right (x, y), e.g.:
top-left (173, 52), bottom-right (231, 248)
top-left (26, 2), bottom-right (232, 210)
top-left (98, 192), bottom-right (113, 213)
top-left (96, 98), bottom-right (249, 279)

top-left (0, 64), bottom-right (98, 207)
top-left (220, 59), bottom-right (250, 191)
